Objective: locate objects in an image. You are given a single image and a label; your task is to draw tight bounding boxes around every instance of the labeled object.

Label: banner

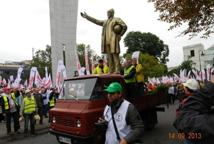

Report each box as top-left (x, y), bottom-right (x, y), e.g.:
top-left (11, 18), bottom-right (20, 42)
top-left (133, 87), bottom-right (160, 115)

top-left (34, 70), bottom-right (43, 87)
top-left (56, 60), bottom-right (66, 92)
top-left (76, 52), bottom-right (81, 74)
top-left (12, 66), bottom-right (24, 88)
top-left (44, 74), bottom-right (52, 89)
top-left (28, 67), bottom-right (37, 88)
top-left (84, 46), bottom-right (90, 75)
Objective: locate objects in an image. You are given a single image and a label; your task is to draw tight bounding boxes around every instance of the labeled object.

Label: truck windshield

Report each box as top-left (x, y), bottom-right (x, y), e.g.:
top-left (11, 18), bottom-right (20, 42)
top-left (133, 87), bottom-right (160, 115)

top-left (59, 78), bottom-right (98, 100)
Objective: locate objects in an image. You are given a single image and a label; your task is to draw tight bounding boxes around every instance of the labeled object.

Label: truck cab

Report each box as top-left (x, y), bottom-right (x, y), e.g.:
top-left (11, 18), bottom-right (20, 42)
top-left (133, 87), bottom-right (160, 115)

top-left (49, 74), bottom-right (168, 144)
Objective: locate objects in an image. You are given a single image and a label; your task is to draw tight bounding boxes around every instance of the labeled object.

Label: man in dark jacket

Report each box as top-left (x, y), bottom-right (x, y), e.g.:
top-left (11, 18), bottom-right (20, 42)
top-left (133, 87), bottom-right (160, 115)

top-left (34, 88), bottom-right (43, 124)
top-left (174, 78), bottom-right (214, 144)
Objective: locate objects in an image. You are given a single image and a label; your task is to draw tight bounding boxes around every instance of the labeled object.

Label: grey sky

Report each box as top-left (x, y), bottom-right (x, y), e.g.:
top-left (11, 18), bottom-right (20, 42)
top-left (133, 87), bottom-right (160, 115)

top-left (0, 0), bottom-right (213, 67)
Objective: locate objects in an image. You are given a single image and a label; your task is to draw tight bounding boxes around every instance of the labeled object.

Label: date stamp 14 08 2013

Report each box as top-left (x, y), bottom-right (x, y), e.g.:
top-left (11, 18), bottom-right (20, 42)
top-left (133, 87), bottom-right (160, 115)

top-left (168, 132), bottom-right (202, 140)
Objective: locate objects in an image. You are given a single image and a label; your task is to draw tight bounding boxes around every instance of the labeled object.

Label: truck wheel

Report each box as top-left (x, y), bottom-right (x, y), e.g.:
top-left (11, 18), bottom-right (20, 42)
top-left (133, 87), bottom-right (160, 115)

top-left (140, 108), bottom-right (157, 131)
top-left (91, 129), bottom-right (106, 144)
top-left (147, 108), bottom-right (157, 130)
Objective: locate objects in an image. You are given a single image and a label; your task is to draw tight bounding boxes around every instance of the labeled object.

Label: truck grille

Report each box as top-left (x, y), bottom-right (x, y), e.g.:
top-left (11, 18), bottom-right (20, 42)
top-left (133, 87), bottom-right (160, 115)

top-left (54, 115), bottom-right (75, 127)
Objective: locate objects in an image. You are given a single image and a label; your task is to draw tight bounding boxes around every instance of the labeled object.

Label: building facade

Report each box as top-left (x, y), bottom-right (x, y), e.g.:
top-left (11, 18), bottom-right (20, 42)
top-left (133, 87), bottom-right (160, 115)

top-left (49, 0), bottom-right (78, 83)
top-left (183, 43), bottom-right (214, 71)
top-left (203, 45), bottom-right (214, 68)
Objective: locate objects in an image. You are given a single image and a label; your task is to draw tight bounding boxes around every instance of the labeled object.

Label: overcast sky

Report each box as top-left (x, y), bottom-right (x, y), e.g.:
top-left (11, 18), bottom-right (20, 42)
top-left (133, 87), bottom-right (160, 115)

top-left (0, 0), bottom-right (214, 67)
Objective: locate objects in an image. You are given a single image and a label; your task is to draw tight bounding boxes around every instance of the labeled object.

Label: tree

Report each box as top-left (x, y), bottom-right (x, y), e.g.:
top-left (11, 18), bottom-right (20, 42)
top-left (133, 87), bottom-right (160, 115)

top-left (30, 45), bottom-right (52, 77)
top-left (124, 31), bottom-right (169, 64)
top-left (180, 60), bottom-right (194, 71)
top-left (168, 60), bottom-right (194, 75)
top-left (149, 0), bottom-right (214, 38)
top-left (139, 53), bottom-right (167, 79)
top-left (77, 44), bottom-right (100, 71)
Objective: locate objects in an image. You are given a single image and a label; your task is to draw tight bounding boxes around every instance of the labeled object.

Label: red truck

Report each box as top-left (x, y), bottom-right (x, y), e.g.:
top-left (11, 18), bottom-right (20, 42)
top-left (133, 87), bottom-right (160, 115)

top-left (49, 74), bottom-right (168, 144)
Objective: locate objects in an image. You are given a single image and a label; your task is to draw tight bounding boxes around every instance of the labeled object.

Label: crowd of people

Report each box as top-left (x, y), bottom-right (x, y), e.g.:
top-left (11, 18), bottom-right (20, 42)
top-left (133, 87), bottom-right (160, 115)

top-left (0, 86), bottom-right (59, 136)
top-left (91, 57), bottom-right (214, 143)
top-left (1, 56), bottom-right (214, 143)
top-left (91, 57), bottom-right (145, 98)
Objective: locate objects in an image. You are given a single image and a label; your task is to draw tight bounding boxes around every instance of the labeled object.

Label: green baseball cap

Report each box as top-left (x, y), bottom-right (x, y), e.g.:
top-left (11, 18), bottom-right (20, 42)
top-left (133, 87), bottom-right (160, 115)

top-left (105, 82), bottom-right (122, 93)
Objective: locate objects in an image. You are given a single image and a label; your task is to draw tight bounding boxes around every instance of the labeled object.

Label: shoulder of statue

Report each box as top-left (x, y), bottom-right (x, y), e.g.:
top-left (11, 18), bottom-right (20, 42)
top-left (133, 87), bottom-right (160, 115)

top-left (114, 17), bottom-right (122, 20)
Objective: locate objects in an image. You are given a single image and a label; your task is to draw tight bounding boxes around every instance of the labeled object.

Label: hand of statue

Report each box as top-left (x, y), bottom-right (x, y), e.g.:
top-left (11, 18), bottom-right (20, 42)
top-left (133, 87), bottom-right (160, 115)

top-left (80, 12), bottom-right (87, 18)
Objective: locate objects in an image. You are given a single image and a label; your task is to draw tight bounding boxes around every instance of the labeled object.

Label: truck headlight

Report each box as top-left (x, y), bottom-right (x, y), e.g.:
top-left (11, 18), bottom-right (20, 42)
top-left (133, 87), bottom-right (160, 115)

top-left (52, 117), bottom-right (56, 123)
top-left (76, 119), bottom-right (81, 128)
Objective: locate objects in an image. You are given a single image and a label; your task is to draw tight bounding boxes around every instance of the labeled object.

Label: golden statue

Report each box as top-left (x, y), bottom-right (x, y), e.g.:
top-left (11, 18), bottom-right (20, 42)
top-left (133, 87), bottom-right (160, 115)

top-left (81, 9), bottom-right (127, 73)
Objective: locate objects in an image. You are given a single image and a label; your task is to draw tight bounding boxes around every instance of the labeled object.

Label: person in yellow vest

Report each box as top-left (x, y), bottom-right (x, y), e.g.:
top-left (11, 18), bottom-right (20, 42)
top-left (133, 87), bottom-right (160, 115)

top-left (1, 87), bottom-right (20, 135)
top-left (132, 58), bottom-right (145, 96)
top-left (93, 59), bottom-right (109, 74)
top-left (48, 88), bottom-right (57, 110)
top-left (124, 58), bottom-right (136, 98)
top-left (0, 88), bottom-right (4, 122)
top-left (21, 89), bottom-right (37, 135)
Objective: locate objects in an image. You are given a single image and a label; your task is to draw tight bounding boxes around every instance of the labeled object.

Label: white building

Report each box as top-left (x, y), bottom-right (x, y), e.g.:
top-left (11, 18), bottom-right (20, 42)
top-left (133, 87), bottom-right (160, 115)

top-left (183, 44), bottom-right (205, 70)
top-left (204, 45), bottom-right (214, 68)
top-left (183, 43), bottom-right (214, 71)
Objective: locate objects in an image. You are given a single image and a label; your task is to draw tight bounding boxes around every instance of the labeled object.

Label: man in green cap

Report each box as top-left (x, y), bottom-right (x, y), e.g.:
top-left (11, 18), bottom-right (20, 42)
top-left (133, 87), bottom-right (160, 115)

top-left (98, 82), bottom-right (144, 144)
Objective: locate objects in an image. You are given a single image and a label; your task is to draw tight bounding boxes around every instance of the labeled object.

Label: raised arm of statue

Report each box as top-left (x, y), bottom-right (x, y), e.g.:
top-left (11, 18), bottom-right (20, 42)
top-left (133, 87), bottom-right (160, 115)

top-left (80, 11), bottom-right (104, 26)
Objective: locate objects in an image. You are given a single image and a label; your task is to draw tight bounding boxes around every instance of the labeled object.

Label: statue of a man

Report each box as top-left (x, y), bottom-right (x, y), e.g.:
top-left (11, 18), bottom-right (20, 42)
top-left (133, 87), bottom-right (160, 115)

top-left (81, 9), bottom-right (127, 73)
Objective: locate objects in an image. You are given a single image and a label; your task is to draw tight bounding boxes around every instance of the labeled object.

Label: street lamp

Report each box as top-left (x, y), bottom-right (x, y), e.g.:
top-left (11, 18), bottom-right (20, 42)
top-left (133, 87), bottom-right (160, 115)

top-left (62, 44), bottom-right (66, 67)
top-left (198, 50), bottom-right (204, 79)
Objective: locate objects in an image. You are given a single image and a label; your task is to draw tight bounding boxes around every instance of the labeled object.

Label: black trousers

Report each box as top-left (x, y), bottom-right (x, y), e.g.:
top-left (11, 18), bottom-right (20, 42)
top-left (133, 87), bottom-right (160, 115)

top-left (5, 111), bottom-right (20, 133)
top-left (0, 113), bottom-right (4, 122)
top-left (38, 107), bottom-right (43, 124)
top-left (24, 113), bottom-right (35, 134)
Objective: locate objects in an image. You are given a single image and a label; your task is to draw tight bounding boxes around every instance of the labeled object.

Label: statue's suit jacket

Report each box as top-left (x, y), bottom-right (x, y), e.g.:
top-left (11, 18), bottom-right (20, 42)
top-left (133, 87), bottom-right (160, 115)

top-left (85, 15), bottom-right (127, 54)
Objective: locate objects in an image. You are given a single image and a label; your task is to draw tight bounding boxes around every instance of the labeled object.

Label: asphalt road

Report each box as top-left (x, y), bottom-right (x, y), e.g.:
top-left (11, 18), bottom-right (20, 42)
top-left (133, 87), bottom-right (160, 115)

top-left (1, 101), bottom-right (184, 144)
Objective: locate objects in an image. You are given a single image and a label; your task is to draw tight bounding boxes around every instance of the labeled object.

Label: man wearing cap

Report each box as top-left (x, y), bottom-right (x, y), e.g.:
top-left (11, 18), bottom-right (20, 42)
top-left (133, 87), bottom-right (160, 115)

top-left (181, 79), bottom-right (199, 101)
top-left (99, 82), bottom-right (143, 144)
top-left (81, 9), bottom-right (127, 73)
top-left (21, 89), bottom-right (37, 135)
top-left (173, 78), bottom-right (214, 143)
top-left (0, 87), bottom-right (20, 135)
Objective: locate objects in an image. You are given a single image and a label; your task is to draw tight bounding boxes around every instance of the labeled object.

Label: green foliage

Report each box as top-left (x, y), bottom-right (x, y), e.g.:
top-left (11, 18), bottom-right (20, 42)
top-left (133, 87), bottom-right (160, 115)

top-left (180, 60), bottom-right (194, 71)
top-left (124, 31), bottom-right (169, 64)
top-left (77, 44), bottom-right (87, 66)
top-left (168, 60), bottom-right (194, 75)
top-left (30, 45), bottom-right (52, 77)
top-left (149, 0), bottom-right (214, 38)
top-left (77, 44), bottom-right (100, 71)
top-left (139, 53), bottom-right (167, 79)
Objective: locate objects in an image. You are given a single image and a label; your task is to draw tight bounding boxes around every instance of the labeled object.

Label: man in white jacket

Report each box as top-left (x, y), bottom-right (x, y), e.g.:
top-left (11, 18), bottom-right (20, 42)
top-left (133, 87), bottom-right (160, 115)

top-left (100, 82), bottom-right (144, 144)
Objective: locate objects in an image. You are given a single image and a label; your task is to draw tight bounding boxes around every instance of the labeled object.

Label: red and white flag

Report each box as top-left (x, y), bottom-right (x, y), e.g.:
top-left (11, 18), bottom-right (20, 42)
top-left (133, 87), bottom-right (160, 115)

top-left (56, 60), bottom-right (66, 92)
top-left (34, 70), bottom-right (43, 87)
top-left (44, 74), bottom-right (52, 89)
top-left (84, 46), bottom-right (90, 75)
top-left (76, 51), bottom-right (81, 73)
top-left (28, 67), bottom-right (37, 88)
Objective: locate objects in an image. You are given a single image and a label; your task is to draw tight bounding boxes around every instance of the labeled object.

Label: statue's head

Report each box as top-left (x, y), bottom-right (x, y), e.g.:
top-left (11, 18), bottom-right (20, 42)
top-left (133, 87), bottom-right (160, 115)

top-left (107, 8), bottom-right (114, 18)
